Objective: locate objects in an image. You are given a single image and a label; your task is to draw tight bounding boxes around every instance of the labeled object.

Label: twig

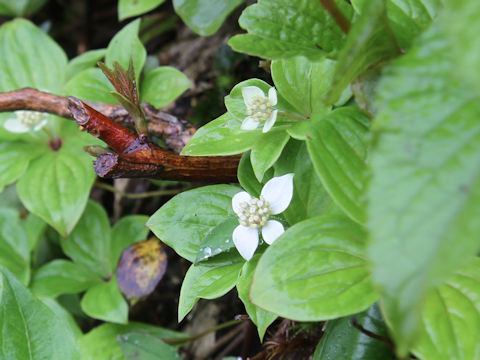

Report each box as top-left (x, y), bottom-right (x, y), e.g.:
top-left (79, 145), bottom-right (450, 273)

top-left (163, 319), bottom-right (243, 345)
top-left (319, 0), bottom-right (351, 34)
top-left (0, 88), bottom-right (194, 152)
top-left (350, 317), bottom-right (395, 351)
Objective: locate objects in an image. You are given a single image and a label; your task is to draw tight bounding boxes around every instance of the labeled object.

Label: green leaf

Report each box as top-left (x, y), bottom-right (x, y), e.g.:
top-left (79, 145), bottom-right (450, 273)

top-left (306, 107), bottom-right (369, 224)
top-left (444, 1), bottom-right (480, 96)
top-left (65, 49), bottom-right (106, 82)
top-left (0, 142), bottom-right (40, 192)
top-left (16, 139), bottom-right (96, 237)
top-left (173, 0), bottom-right (245, 36)
top-left (81, 277), bottom-right (128, 324)
top-left (0, 0), bottom-right (47, 16)
top-left (412, 258), bottom-right (480, 360)
top-left (237, 151), bottom-right (264, 197)
top-left (195, 217), bottom-right (238, 263)
top-left (106, 19), bottom-right (146, 79)
top-left (118, 0), bottom-right (166, 21)
top-left (271, 56), bottom-right (337, 115)
top-left (274, 140), bottom-right (337, 224)
top-left (79, 322), bottom-right (185, 360)
top-left (314, 303), bottom-right (394, 360)
top-left (0, 267), bottom-right (80, 359)
top-left (31, 259), bottom-right (101, 297)
top-left (326, 0), bottom-right (400, 103)
top-left (368, 22), bottom-right (480, 355)
top-left (0, 18), bottom-right (67, 92)
top-left (147, 185), bottom-right (239, 262)
top-left (110, 215), bottom-right (149, 272)
top-left (41, 297), bottom-right (83, 340)
top-left (24, 213), bottom-right (47, 250)
top-left (228, 0), bottom-right (353, 60)
top-left (250, 215), bottom-right (377, 321)
top-left (60, 200), bottom-right (112, 278)
top-left (0, 208), bottom-right (30, 284)
top-left (65, 68), bottom-right (116, 104)
top-left (119, 333), bottom-right (179, 360)
top-left (351, 0), bottom-right (443, 50)
top-left (178, 260), bottom-right (243, 321)
top-left (237, 255), bottom-right (277, 340)
top-left (140, 66), bottom-right (191, 108)
top-left (181, 113), bottom-right (262, 156)
top-left (250, 129), bottom-right (290, 182)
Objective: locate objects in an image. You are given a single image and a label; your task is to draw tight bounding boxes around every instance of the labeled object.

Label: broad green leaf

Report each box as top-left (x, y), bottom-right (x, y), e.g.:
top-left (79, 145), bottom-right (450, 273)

top-left (368, 23), bottom-right (480, 354)
top-left (16, 139), bottom-right (96, 237)
top-left (444, 1), bottom-right (480, 96)
top-left (31, 259), bottom-right (101, 297)
top-left (40, 297), bottom-right (83, 340)
top-left (24, 213), bottom-right (47, 250)
top-left (173, 0), bottom-right (244, 36)
top-left (412, 258), bottom-right (480, 360)
top-left (352, 0), bottom-right (443, 50)
top-left (110, 215), bottom-right (149, 272)
top-left (314, 303), bottom-right (394, 360)
top-left (195, 217), bottom-right (238, 263)
top-left (274, 140), bottom-right (337, 225)
top-left (60, 200), bottom-right (112, 278)
top-left (178, 260), bottom-right (243, 321)
top-left (81, 277), bottom-right (128, 324)
top-left (0, 18), bottom-right (67, 92)
top-left (0, 208), bottom-right (30, 284)
top-left (65, 49), bottom-right (106, 82)
top-left (0, 267), bottom-right (80, 359)
top-left (140, 66), bottom-right (191, 108)
top-left (228, 0), bottom-right (353, 60)
top-left (237, 255), bottom-right (277, 340)
top-left (65, 68), bottom-right (116, 104)
top-left (0, 142), bottom-right (40, 192)
top-left (147, 185), bottom-right (239, 262)
top-left (237, 151), bottom-right (263, 197)
top-left (250, 215), bottom-right (376, 321)
top-left (79, 322), bottom-right (185, 360)
top-left (306, 107), bottom-right (370, 224)
top-left (250, 129), bottom-right (290, 182)
top-left (327, 0), bottom-right (400, 103)
top-left (119, 333), bottom-right (179, 360)
top-left (271, 56), bottom-right (337, 115)
top-left (181, 113), bottom-right (262, 156)
top-left (0, 0), bottom-right (47, 16)
top-left (106, 19), bottom-right (146, 78)
top-left (118, 0), bottom-right (166, 21)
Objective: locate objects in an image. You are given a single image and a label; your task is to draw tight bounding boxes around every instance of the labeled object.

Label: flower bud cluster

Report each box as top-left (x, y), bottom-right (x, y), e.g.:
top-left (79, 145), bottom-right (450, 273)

top-left (246, 96), bottom-right (272, 123)
top-left (16, 111), bottom-right (44, 128)
top-left (237, 196), bottom-right (271, 229)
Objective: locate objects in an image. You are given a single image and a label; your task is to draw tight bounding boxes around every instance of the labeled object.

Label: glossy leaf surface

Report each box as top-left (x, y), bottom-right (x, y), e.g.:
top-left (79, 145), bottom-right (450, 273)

top-left (251, 215), bottom-right (376, 321)
top-left (147, 185), bottom-right (240, 262)
top-left (141, 66), bottom-right (191, 108)
top-left (228, 0), bottom-right (353, 60)
top-left (178, 260), bottom-right (243, 321)
top-left (0, 267), bottom-right (79, 359)
top-left (307, 107), bottom-right (370, 224)
top-left (118, 0), bottom-right (166, 20)
top-left (173, 0), bottom-right (244, 36)
top-left (368, 22), bottom-right (480, 354)
top-left (119, 333), bottom-right (179, 360)
top-left (0, 142), bottom-right (39, 192)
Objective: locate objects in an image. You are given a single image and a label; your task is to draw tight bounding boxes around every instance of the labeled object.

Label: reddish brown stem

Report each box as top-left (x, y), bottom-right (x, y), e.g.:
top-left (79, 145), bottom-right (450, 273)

top-left (0, 88), bottom-right (194, 152)
top-left (319, 0), bottom-right (351, 34)
top-left (68, 98), bottom-right (239, 182)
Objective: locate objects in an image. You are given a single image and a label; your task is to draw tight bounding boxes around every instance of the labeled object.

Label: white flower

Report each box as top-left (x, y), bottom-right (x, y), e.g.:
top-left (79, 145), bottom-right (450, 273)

top-left (3, 111), bottom-right (48, 133)
top-left (232, 173), bottom-right (294, 261)
top-left (241, 86), bottom-right (278, 133)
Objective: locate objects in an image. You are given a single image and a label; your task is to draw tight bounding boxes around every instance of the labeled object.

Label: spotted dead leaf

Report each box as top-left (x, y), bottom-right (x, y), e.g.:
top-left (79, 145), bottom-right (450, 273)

top-left (116, 237), bottom-right (167, 299)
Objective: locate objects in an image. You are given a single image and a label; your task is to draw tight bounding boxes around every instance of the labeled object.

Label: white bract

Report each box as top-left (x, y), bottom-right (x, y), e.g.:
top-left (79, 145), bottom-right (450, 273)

top-left (241, 86), bottom-right (278, 133)
top-left (3, 111), bottom-right (48, 133)
top-left (232, 173), bottom-right (294, 261)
